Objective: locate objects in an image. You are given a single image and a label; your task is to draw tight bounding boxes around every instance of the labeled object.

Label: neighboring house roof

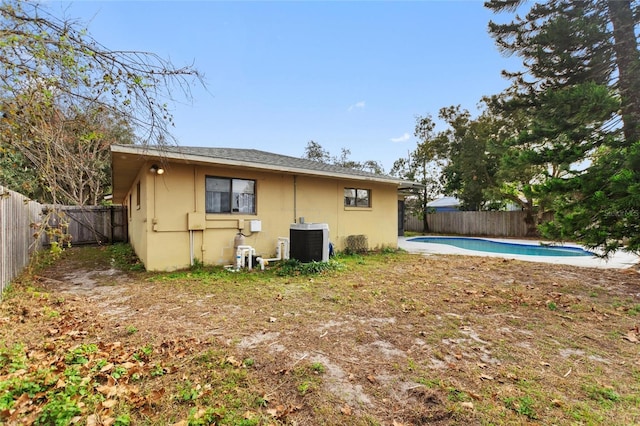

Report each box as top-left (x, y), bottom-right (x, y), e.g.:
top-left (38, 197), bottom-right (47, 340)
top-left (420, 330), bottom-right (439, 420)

top-left (427, 196), bottom-right (460, 208)
top-left (111, 144), bottom-right (421, 202)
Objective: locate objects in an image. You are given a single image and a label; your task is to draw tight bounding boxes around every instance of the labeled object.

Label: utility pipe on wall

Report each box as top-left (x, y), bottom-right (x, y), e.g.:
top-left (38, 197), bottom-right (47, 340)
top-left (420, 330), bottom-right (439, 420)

top-left (189, 230), bottom-right (194, 266)
top-left (293, 175), bottom-right (297, 223)
top-left (256, 237), bottom-right (290, 270)
top-left (236, 245), bottom-right (256, 270)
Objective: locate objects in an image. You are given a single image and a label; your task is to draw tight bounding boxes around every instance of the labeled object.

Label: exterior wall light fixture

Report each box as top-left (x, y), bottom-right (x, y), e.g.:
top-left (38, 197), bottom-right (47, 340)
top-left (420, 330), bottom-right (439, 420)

top-left (150, 164), bottom-right (164, 175)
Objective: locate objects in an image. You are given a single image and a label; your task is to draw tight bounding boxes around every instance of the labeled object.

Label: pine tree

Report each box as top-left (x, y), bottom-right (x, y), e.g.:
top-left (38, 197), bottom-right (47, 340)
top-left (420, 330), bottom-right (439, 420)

top-left (485, 0), bottom-right (640, 255)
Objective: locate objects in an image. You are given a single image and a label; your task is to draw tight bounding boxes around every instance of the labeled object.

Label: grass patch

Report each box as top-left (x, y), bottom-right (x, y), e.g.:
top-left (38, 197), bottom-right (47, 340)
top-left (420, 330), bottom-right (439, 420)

top-left (584, 384), bottom-right (621, 407)
top-left (504, 395), bottom-right (538, 420)
top-left (106, 243), bottom-right (145, 271)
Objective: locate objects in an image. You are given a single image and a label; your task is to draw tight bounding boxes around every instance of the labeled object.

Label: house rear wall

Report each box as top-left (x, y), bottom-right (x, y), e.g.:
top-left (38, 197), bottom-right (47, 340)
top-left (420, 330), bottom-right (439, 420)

top-left (125, 162), bottom-right (398, 271)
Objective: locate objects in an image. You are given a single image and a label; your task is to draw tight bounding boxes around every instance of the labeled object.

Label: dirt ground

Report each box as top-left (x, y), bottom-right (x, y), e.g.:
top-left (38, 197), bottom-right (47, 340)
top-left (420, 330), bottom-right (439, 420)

top-left (2, 247), bottom-right (640, 425)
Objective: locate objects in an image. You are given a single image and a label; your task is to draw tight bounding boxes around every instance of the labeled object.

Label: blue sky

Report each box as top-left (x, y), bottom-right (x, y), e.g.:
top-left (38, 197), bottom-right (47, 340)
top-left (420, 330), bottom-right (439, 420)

top-left (56, 0), bottom-right (520, 172)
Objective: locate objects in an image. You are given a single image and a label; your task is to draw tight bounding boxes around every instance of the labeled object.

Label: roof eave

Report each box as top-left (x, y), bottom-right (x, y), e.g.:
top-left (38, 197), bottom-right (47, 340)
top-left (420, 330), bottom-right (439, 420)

top-left (111, 144), bottom-right (412, 187)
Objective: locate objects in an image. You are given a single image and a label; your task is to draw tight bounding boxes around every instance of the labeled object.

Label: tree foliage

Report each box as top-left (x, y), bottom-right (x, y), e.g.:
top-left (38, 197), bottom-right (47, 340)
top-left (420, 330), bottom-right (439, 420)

top-left (1, 98), bottom-right (135, 205)
top-left (0, 0), bottom-right (202, 204)
top-left (484, 0), bottom-right (640, 254)
top-left (390, 114), bottom-right (442, 232)
top-left (432, 106), bottom-right (503, 211)
top-left (303, 140), bottom-right (384, 174)
top-left (541, 141), bottom-right (640, 254)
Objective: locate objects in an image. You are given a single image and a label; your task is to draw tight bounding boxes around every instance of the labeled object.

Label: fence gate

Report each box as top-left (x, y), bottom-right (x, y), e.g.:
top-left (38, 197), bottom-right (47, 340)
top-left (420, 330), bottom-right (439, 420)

top-left (45, 205), bottom-right (128, 246)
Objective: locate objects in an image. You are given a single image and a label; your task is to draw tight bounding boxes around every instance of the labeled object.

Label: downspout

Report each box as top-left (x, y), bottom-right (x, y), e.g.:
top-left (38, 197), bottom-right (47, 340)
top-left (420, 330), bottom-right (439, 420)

top-left (152, 171), bottom-right (158, 231)
top-left (191, 166), bottom-right (197, 266)
top-left (194, 166), bottom-right (198, 212)
top-left (293, 175), bottom-right (297, 223)
top-left (189, 230), bottom-right (194, 266)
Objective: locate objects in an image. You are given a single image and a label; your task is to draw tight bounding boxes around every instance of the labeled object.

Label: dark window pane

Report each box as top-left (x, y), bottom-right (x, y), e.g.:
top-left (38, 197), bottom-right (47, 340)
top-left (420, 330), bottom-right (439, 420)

top-left (232, 179), bottom-right (255, 213)
top-left (344, 188), bottom-right (356, 206)
top-left (356, 189), bottom-right (369, 207)
top-left (206, 177), bottom-right (255, 214)
top-left (206, 177), bottom-right (231, 213)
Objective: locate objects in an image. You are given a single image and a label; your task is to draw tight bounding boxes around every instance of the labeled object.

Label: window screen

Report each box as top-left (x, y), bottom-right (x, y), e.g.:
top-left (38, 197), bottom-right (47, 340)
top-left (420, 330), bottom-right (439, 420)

top-left (206, 176), bottom-right (255, 214)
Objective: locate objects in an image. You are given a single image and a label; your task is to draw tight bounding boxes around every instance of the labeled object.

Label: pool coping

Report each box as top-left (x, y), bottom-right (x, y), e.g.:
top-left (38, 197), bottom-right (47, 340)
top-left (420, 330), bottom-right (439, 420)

top-left (398, 236), bottom-right (639, 269)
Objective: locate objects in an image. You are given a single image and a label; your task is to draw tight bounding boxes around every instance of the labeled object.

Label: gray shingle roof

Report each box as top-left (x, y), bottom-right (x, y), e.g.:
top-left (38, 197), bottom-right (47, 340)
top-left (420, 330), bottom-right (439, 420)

top-left (169, 146), bottom-right (394, 180)
top-left (111, 145), bottom-right (421, 198)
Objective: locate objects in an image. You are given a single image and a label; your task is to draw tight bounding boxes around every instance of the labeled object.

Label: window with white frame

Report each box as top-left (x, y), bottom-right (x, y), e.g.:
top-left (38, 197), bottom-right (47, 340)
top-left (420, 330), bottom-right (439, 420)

top-left (206, 176), bottom-right (256, 214)
top-left (344, 188), bottom-right (370, 207)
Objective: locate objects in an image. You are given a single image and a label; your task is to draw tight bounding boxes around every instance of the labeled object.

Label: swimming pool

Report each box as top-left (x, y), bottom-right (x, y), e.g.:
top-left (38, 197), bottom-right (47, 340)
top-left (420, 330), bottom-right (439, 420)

top-left (407, 237), bottom-right (594, 257)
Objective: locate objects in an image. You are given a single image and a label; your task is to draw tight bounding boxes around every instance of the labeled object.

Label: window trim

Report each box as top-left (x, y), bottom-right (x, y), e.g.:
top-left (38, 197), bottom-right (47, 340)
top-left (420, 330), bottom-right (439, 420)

top-left (205, 175), bottom-right (257, 215)
top-left (344, 187), bottom-right (371, 208)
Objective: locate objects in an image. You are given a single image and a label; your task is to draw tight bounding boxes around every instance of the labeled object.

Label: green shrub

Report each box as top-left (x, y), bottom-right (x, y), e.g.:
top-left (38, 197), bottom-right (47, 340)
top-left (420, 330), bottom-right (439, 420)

top-left (275, 259), bottom-right (342, 276)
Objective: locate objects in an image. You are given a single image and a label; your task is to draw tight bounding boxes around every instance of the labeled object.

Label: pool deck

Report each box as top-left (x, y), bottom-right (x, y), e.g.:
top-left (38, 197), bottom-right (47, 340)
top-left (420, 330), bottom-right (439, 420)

top-left (398, 236), bottom-right (639, 269)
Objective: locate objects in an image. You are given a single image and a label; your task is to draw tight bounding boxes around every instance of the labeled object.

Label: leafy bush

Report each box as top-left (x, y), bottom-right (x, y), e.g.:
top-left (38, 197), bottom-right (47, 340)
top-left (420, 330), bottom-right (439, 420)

top-left (275, 259), bottom-right (342, 276)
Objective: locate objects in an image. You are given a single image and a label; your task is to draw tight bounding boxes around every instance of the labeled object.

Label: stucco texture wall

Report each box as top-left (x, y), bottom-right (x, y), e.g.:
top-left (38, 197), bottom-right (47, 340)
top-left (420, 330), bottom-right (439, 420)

top-left (129, 161), bottom-right (399, 271)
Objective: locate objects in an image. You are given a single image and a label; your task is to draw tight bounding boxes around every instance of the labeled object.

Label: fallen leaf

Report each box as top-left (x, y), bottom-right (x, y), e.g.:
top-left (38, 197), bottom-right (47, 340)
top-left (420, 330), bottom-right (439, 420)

top-left (480, 374), bottom-right (494, 381)
top-left (225, 356), bottom-right (242, 367)
top-left (100, 363), bottom-right (114, 373)
top-left (97, 385), bottom-right (117, 398)
top-left (468, 391), bottom-right (482, 400)
top-left (101, 399), bottom-right (118, 409)
top-left (148, 388), bottom-right (165, 404)
top-left (622, 331), bottom-right (639, 343)
top-left (551, 399), bottom-right (563, 407)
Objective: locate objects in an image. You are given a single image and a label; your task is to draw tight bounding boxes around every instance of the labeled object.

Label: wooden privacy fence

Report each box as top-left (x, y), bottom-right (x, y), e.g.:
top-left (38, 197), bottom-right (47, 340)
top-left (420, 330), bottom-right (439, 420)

top-left (1, 185), bottom-right (128, 298)
top-left (0, 185), bottom-right (44, 298)
top-left (405, 211), bottom-right (552, 238)
top-left (45, 205), bottom-right (128, 246)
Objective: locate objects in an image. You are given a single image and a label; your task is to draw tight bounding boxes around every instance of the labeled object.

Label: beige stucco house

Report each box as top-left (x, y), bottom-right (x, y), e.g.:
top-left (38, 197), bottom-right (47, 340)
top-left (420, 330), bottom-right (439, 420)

top-left (111, 144), bottom-right (417, 271)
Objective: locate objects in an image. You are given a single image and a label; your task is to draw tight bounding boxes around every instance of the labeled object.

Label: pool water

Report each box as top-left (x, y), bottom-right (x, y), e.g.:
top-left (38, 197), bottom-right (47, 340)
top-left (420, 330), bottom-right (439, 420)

top-left (408, 237), bottom-right (594, 257)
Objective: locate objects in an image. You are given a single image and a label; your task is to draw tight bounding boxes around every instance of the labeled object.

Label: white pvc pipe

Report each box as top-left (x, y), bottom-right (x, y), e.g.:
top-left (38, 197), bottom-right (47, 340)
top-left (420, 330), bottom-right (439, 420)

top-left (189, 230), bottom-right (194, 266)
top-left (257, 237), bottom-right (290, 270)
top-left (236, 245), bottom-right (256, 270)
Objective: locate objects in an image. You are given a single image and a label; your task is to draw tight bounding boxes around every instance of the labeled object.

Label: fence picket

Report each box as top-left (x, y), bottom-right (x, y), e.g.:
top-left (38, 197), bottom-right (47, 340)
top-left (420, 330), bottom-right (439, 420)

top-left (0, 186), bottom-right (44, 298)
top-left (1, 185), bottom-right (128, 298)
top-left (405, 211), bottom-right (552, 238)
